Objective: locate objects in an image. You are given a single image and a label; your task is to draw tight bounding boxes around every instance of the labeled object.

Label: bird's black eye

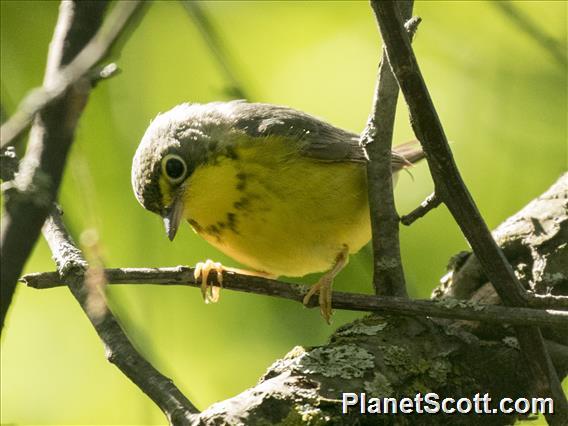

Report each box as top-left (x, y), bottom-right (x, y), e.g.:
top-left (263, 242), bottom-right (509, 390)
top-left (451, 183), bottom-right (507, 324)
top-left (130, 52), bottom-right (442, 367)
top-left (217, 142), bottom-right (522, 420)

top-left (162, 154), bottom-right (187, 183)
top-left (166, 158), bottom-right (185, 178)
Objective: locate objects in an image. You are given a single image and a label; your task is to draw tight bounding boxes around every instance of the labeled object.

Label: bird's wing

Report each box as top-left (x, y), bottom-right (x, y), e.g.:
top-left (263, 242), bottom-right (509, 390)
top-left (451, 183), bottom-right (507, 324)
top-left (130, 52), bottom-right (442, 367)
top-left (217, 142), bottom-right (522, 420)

top-left (228, 101), bottom-right (368, 163)
top-left (226, 101), bottom-right (424, 167)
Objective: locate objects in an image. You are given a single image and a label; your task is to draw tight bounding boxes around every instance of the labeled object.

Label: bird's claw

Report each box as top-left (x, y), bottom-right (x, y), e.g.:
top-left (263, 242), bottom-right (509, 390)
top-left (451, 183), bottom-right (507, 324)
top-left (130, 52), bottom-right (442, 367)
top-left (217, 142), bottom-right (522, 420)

top-left (303, 276), bottom-right (333, 324)
top-left (194, 259), bottom-right (224, 304)
top-left (302, 245), bottom-right (349, 324)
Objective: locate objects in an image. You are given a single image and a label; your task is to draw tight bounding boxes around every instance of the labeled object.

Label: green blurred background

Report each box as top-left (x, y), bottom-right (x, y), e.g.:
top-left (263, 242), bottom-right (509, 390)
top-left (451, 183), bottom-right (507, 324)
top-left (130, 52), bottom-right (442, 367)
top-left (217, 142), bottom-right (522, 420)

top-left (1, 1), bottom-right (566, 424)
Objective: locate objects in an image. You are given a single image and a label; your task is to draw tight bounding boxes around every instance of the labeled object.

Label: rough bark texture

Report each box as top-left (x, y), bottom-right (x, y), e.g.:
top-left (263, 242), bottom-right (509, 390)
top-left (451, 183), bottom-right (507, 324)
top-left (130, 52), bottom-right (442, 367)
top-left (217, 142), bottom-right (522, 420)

top-left (434, 173), bottom-right (568, 346)
top-left (188, 174), bottom-right (567, 426)
top-left (362, 0), bottom-right (414, 298)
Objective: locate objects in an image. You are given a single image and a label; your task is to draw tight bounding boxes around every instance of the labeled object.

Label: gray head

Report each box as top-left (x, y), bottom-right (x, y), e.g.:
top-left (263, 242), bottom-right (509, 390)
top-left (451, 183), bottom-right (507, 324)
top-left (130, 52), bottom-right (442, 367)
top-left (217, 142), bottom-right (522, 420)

top-left (132, 102), bottom-right (238, 239)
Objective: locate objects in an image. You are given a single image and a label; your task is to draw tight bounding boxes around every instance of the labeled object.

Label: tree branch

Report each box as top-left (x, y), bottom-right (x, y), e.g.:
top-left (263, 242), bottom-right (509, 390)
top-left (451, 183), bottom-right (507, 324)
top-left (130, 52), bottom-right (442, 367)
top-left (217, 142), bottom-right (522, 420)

top-left (187, 316), bottom-right (567, 425)
top-left (360, 1), bottom-right (416, 298)
top-left (0, 1), bottom-right (144, 148)
top-left (1, 0), bottom-right (106, 332)
top-left (434, 173), bottom-right (568, 347)
top-left (42, 208), bottom-right (198, 424)
top-left (1, 0), bottom-right (143, 333)
top-left (528, 295), bottom-right (568, 310)
top-left (400, 192), bottom-right (441, 226)
top-left (373, 2), bottom-right (567, 422)
top-left (21, 267), bottom-right (567, 329)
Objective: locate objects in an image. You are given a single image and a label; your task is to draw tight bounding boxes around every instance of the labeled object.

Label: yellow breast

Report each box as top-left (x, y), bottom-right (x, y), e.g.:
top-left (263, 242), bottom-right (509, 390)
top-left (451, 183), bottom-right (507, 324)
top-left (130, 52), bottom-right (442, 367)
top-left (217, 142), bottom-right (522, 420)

top-left (182, 136), bottom-right (371, 277)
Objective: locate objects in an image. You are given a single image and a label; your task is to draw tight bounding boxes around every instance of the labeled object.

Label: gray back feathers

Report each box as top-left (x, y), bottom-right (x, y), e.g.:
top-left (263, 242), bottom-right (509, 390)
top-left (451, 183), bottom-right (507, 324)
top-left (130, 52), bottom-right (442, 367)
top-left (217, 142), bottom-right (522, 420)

top-left (226, 101), bottom-right (368, 163)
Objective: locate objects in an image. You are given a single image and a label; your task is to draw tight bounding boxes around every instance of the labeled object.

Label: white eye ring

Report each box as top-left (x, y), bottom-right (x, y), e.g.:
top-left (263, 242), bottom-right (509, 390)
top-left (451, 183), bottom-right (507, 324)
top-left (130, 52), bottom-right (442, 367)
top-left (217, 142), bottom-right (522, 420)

top-left (162, 154), bottom-right (187, 184)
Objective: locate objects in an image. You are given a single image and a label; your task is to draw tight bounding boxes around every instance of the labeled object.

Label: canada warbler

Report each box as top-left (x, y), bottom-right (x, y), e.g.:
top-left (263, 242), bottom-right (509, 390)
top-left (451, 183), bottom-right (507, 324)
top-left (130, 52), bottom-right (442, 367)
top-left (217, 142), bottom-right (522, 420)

top-left (131, 101), bottom-right (424, 322)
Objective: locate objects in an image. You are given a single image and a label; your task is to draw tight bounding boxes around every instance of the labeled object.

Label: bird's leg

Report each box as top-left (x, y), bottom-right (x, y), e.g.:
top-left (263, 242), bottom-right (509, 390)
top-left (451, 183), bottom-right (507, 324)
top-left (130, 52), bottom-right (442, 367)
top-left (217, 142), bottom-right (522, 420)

top-left (303, 245), bottom-right (349, 324)
top-left (194, 260), bottom-right (275, 304)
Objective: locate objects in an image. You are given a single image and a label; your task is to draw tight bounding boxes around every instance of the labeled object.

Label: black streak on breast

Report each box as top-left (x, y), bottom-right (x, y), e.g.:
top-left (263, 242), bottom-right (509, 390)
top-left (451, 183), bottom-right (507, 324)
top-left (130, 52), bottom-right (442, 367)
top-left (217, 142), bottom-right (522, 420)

top-left (188, 219), bottom-right (203, 233)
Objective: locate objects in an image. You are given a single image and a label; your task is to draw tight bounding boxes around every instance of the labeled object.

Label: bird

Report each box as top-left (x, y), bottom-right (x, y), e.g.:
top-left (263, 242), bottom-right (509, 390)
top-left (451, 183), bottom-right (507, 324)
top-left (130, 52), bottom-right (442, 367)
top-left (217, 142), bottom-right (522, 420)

top-left (131, 101), bottom-right (424, 322)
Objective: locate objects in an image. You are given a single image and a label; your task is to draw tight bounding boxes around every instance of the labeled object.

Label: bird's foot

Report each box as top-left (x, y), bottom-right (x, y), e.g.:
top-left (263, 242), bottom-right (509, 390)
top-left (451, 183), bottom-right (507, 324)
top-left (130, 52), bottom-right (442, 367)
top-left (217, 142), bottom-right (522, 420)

top-left (303, 275), bottom-right (334, 324)
top-left (302, 245), bottom-right (350, 324)
top-left (194, 259), bottom-right (224, 304)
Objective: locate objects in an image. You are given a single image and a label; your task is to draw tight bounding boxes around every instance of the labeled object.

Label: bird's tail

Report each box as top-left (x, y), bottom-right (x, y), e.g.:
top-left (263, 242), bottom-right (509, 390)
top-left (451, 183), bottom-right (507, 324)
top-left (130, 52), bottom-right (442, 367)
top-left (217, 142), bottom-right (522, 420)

top-left (391, 139), bottom-right (425, 171)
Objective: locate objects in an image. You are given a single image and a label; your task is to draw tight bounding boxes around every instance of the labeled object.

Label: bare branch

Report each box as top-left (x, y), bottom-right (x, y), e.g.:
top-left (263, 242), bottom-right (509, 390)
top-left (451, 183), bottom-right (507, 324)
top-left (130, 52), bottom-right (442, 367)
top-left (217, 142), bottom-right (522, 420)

top-left (89, 62), bottom-right (121, 86)
top-left (0, 1), bottom-right (144, 148)
top-left (21, 266), bottom-right (568, 329)
top-left (373, 2), bottom-right (568, 422)
top-left (2, 1), bottom-right (106, 332)
top-left (401, 192), bottom-right (441, 226)
top-left (42, 209), bottom-right (198, 424)
top-left (1, 0), bottom-right (143, 333)
top-left (360, 1), bottom-right (415, 298)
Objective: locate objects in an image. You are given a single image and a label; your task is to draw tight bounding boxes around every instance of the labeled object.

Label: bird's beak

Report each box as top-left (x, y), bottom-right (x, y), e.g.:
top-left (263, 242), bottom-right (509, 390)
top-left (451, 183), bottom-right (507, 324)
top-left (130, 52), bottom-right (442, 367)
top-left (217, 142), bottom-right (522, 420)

top-left (162, 194), bottom-right (184, 241)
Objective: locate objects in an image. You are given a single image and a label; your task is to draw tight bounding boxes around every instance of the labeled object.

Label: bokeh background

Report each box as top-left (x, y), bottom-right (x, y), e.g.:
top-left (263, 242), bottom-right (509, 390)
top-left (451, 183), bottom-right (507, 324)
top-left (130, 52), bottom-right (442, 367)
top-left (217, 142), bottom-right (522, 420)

top-left (1, 1), bottom-right (566, 424)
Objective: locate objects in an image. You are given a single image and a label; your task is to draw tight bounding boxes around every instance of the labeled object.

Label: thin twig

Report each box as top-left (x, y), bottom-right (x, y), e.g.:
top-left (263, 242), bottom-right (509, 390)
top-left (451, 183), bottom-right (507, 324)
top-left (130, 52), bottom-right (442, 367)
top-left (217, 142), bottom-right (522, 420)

top-left (361, 0), bottom-right (414, 298)
top-left (0, 1), bottom-right (144, 148)
top-left (20, 267), bottom-right (568, 329)
top-left (42, 210), bottom-right (198, 424)
top-left (1, 1), bottom-right (144, 333)
top-left (89, 62), bottom-right (121, 87)
top-left (400, 192), bottom-right (441, 226)
top-left (0, 62), bottom-right (118, 184)
top-left (180, 0), bottom-right (250, 100)
top-left (373, 2), bottom-right (568, 422)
